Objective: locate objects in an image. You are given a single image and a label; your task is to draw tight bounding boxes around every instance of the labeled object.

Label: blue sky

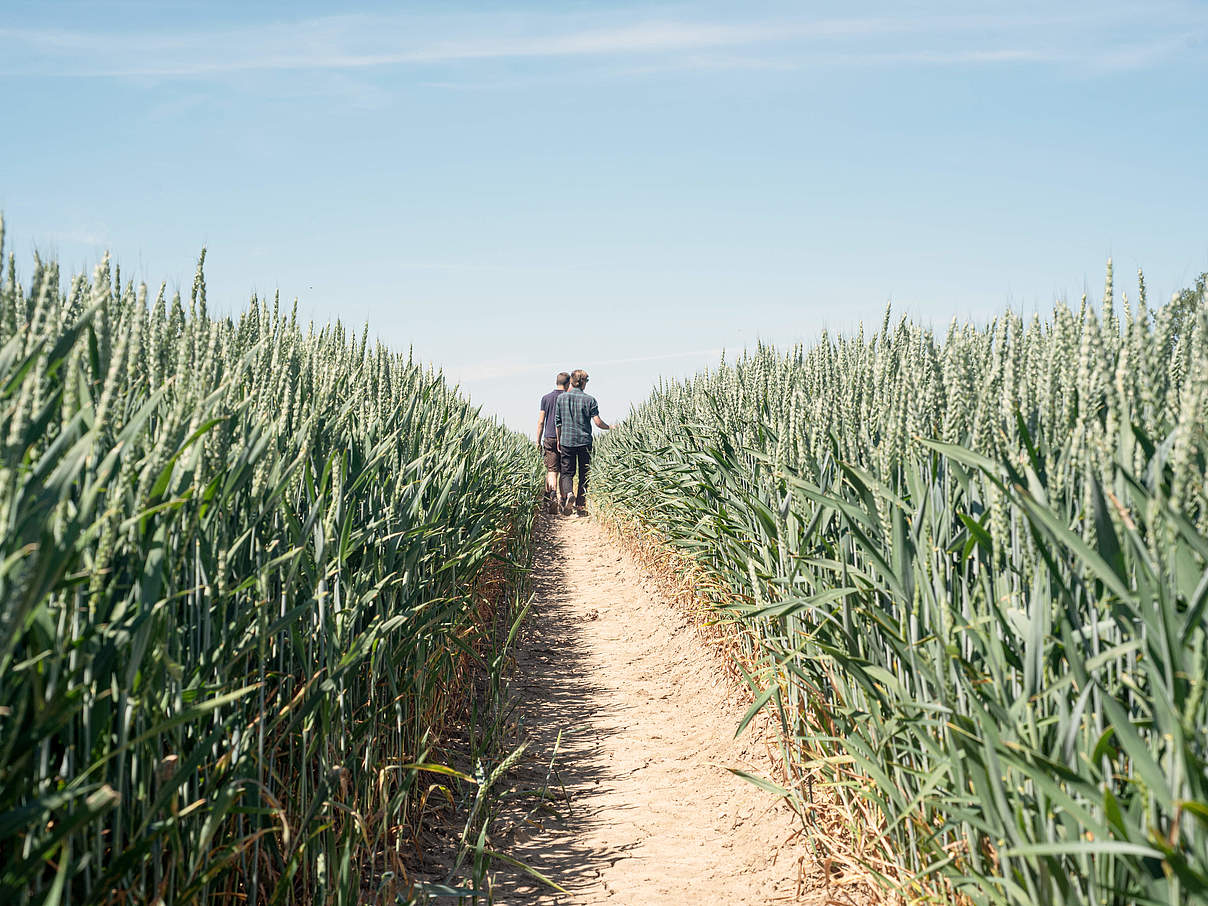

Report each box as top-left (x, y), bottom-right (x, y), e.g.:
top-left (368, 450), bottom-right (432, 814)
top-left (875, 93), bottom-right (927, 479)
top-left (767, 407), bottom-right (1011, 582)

top-left (3, 1), bottom-right (1207, 431)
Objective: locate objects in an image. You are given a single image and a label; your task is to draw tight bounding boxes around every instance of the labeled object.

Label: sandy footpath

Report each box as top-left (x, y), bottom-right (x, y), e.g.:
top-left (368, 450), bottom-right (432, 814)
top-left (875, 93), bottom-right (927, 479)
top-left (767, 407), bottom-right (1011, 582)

top-left (487, 512), bottom-right (823, 905)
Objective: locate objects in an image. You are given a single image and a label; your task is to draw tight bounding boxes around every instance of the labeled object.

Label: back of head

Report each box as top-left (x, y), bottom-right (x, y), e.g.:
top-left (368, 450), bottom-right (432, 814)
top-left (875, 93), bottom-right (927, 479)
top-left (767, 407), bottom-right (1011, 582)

top-left (556, 371), bottom-right (570, 389)
top-left (571, 369), bottom-right (589, 389)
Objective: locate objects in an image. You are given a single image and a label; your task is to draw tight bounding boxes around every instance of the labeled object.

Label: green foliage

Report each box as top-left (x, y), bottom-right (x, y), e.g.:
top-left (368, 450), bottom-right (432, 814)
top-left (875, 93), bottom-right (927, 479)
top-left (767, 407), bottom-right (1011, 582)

top-left (594, 265), bottom-right (1208, 905)
top-left (0, 222), bottom-right (540, 904)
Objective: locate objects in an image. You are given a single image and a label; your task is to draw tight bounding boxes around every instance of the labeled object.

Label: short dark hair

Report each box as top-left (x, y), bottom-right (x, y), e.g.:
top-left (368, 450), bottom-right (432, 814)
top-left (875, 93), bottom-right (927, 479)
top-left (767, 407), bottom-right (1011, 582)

top-left (556, 372), bottom-right (571, 388)
top-left (570, 369), bottom-right (589, 388)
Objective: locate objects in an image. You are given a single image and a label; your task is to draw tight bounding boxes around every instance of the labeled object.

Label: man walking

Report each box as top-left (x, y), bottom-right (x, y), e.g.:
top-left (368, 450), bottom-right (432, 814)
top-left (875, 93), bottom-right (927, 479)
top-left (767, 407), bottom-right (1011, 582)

top-left (555, 369), bottom-right (610, 516)
top-left (537, 372), bottom-right (570, 514)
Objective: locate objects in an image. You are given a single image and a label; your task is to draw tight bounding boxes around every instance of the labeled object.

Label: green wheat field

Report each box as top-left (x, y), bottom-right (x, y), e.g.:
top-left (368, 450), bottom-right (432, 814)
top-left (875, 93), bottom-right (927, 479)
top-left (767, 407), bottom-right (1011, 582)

top-left (2, 217), bottom-right (1206, 905)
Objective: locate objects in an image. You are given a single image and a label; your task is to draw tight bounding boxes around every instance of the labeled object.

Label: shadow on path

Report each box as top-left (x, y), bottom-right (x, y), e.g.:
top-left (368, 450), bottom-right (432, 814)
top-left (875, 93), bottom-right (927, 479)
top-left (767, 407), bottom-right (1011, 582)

top-left (486, 512), bottom-right (811, 905)
top-left (487, 513), bottom-right (621, 901)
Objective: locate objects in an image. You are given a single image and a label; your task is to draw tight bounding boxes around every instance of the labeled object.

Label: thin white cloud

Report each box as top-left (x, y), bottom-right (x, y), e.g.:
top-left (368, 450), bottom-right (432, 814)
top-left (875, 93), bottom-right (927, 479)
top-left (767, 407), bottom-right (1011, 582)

top-left (1, 7), bottom-right (1204, 79)
top-left (2, 18), bottom-right (895, 76)
top-left (614, 46), bottom-right (1054, 78)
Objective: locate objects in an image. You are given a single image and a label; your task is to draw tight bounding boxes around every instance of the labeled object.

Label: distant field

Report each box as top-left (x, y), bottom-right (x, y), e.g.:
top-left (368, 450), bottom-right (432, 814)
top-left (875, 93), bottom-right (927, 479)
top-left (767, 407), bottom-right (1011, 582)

top-left (593, 265), bottom-right (1208, 905)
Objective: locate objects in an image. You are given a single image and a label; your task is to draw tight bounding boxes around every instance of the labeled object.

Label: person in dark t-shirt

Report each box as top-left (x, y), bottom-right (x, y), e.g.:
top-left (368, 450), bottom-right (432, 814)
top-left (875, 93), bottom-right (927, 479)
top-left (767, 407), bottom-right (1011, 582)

top-left (537, 372), bottom-right (570, 513)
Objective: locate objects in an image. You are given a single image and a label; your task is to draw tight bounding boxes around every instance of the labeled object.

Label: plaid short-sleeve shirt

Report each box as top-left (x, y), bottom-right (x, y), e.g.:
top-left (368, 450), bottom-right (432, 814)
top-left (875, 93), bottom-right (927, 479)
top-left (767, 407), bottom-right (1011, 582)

top-left (555, 388), bottom-right (599, 447)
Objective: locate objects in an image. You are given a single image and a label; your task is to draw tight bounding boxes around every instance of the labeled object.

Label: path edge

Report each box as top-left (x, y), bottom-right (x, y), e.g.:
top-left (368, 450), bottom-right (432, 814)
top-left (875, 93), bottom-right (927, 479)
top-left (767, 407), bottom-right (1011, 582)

top-left (593, 508), bottom-right (918, 906)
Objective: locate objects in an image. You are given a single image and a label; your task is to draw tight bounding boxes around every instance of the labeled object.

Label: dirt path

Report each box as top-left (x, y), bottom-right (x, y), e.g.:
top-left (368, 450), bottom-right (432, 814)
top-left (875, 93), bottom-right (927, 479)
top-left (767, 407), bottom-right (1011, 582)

top-left (489, 513), bottom-right (818, 904)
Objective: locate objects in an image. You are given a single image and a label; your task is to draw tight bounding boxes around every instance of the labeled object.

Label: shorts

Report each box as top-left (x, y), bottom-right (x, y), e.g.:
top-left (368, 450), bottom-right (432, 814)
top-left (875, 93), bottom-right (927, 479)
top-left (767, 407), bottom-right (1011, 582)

top-left (542, 437), bottom-right (560, 471)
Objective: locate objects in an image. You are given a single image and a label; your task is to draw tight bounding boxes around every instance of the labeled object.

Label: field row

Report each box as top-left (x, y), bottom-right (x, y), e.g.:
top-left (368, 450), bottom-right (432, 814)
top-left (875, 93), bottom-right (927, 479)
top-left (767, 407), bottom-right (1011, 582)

top-left (0, 232), bottom-right (540, 903)
top-left (593, 266), bottom-right (1208, 905)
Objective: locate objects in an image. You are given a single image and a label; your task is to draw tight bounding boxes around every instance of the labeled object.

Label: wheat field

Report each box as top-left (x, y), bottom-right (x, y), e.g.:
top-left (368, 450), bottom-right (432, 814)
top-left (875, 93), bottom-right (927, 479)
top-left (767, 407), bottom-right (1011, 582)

top-left (593, 265), bottom-right (1208, 905)
top-left (0, 223), bottom-right (540, 903)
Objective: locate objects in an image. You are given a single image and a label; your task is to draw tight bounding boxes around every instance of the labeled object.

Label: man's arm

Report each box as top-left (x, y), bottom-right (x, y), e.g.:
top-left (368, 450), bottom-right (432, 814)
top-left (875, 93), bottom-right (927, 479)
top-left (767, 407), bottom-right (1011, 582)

top-left (536, 410), bottom-right (546, 446)
top-left (588, 398), bottom-right (609, 431)
top-left (556, 423), bottom-right (562, 451)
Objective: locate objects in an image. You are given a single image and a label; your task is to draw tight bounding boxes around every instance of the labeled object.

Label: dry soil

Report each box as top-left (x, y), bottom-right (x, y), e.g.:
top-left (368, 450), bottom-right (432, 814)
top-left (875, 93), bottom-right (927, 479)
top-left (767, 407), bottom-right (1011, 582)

top-left (487, 512), bottom-right (822, 905)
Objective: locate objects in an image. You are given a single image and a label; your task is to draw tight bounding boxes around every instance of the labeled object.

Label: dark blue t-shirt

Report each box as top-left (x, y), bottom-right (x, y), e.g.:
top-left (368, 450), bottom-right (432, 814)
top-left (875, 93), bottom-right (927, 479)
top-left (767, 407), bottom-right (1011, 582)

top-left (540, 389), bottom-right (564, 439)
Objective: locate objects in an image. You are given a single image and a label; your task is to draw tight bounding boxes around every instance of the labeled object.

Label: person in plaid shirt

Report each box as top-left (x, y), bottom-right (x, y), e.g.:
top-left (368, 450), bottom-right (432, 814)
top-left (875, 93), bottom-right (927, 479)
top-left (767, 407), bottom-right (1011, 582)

top-left (554, 369), bottom-right (610, 515)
